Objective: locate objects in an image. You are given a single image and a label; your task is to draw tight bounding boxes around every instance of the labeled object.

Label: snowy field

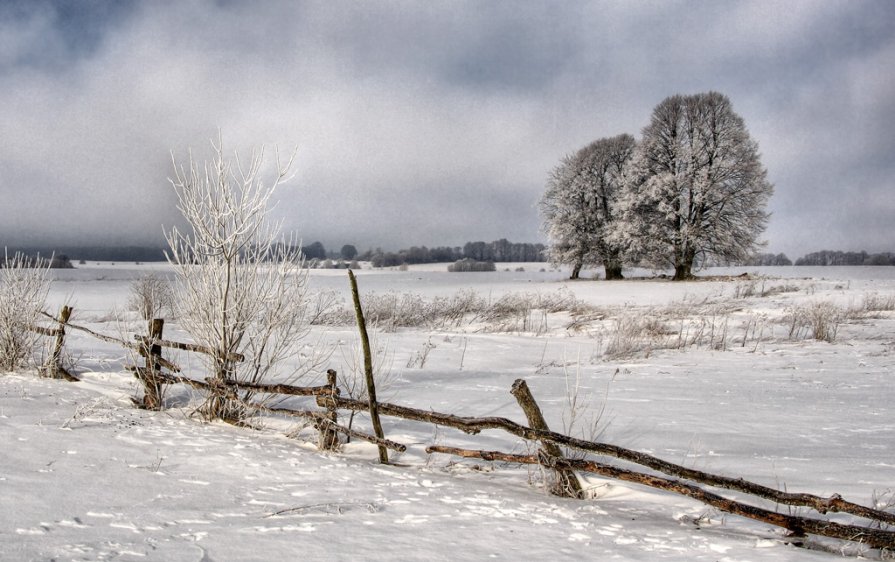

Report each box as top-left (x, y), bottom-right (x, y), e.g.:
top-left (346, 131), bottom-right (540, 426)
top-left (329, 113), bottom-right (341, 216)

top-left (3, 263), bottom-right (895, 561)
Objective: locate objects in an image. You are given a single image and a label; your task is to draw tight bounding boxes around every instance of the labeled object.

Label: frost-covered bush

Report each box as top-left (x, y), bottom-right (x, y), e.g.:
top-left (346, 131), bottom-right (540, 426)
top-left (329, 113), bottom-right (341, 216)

top-left (603, 314), bottom-right (667, 358)
top-left (785, 301), bottom-right (844, 343)
top-left (128, 274), bottom-right (174, 321)
top-left (861, 292), bottom-right (895, 313)
top-left (0, 252), bottom-right (50, 372)
top-left (447, 259), bottom-right (496, 272)
top-left (166, 137), bottom-right (318, 421)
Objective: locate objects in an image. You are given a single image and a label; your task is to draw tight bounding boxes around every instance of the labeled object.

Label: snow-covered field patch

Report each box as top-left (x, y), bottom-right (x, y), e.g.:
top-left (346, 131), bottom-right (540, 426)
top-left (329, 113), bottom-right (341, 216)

top-left (3, 264), bottom-right (894, 560)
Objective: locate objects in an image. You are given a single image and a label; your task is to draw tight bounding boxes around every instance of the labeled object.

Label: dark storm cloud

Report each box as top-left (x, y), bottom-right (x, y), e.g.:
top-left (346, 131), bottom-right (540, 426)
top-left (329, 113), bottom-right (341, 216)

top-left (1, 0), bottom-right (893, 259)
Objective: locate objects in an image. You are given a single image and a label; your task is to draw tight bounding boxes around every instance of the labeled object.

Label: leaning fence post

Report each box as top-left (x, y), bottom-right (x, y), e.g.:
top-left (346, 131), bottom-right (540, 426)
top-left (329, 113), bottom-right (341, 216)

top-left (348, 269), bottom-right (389, 464)
top-left (43, 305), bottom-right (75, 381)
top-left (510, 379), bottom-right (584, 498)
top-left (317, 369), bottom-right (341, 451)
top-left (139, 319), bottom-right (165, 410)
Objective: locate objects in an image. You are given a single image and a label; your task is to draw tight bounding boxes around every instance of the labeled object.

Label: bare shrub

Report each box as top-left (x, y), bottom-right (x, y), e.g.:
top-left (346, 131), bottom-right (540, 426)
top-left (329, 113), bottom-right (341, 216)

top-left (355, 292), bottom-right (432, 332)
top-left (406, 338), bottom-right (436, 369)
top-left (478, 292), bottom-right (536, 332)
top-left (166, 136), bottom-right (322, 421)
top-left (733, 280), bottom-right (759, 299)
top-left (785, 301), bottom-right (845, 343)
top-left (762, 283), bottom-right (801, 297)
top-left (536, 287), bottom-right (584, 314)
top-left (561, 359), bottom-right (613, 452)
top-left (430, 289), bottom-right (487, 329)
top-left (337, 331), bottom-right (396, 438)
top-left (307, 290), bottom-right (341, 325)
top-left (603, 314), bottom-right (668, 358)
top-left (861, 292), bottom-right (895, 313)
top-left (733, 279), bottom-right (800, 300)
top-left (128, 274), bottom-right (174, 321)
top-left (0, 252), bottom-right (51, 372)
top-left (672, 309), bottom-right (731, 351)
top-left (738, 314), bottom-right (769, 351)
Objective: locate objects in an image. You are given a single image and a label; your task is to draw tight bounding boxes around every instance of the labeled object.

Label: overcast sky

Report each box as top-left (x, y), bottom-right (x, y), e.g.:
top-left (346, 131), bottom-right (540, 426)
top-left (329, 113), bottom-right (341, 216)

top-left (1, 0), bottom-right (892, 259)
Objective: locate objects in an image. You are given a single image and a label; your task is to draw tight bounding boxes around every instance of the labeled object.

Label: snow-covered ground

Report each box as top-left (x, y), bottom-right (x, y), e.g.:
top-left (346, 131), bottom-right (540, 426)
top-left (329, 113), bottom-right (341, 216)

top-left (3, 264), bottom-right (894, 560)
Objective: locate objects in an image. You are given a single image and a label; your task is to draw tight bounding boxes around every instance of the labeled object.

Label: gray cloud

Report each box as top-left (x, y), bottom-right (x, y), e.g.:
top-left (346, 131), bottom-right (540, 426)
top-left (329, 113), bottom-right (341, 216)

top-left (1, 0), bottom-right (893, 259)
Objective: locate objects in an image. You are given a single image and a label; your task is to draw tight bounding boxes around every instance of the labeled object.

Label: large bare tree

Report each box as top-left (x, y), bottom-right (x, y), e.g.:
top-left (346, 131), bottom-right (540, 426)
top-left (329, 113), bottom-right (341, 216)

top-left (614, 92), bottom-right (773, 280)
top-left (166, 135), bottom-right (317, 420)
top-left (540, 134), bottom-right (635, 280)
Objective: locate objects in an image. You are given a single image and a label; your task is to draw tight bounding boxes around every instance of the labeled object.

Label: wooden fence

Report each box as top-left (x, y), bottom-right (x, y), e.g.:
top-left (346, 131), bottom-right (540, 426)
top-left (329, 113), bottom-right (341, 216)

top-left (27, 304), bottom-right (895, 552)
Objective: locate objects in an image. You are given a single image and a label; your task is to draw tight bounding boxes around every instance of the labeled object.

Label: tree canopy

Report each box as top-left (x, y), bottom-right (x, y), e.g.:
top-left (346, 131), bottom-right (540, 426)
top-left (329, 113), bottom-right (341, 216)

top-left (540, 134), bottom-right (635, 279)
top-left (613, 92), bottom-right (773, 279)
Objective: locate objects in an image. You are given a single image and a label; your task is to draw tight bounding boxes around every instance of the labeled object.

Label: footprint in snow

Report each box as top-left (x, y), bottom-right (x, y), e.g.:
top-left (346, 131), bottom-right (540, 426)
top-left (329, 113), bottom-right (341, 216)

top-left (15, 516), bottom-right (91, 535)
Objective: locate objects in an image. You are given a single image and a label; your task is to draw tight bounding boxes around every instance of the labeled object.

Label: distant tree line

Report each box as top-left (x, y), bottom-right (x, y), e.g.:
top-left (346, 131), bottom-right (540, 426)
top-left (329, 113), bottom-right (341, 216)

top-left (0, 253), bottom-right (73, 269)
top-left (12, 243), bottom-right (895, 269)
top-left (742, 253), bottom-right (793, 266)
top-left (356, 239), bottom-right (546, 268)
top-left (794, 250), bottom-right (895, 266)
top-left (6, 246), bottom-right (167, 262)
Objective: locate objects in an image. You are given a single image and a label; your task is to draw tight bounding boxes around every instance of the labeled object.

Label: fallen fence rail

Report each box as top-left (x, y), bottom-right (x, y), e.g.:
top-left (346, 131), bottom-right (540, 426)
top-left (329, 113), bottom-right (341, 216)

top-left (427, 446), bottom-right (895, 551)
top-left (316, 390), bottom-right (895, 527)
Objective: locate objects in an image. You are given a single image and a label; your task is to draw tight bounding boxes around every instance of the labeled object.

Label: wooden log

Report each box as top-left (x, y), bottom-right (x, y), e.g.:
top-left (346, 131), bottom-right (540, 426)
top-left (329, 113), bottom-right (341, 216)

top-left (129, 368), bottom-right (212, 391)
top-left (320, 393), bottom-right (895, 526)
top-left (134, 335), bottom-right (245, 363)
top-left (43, 306), bottom-right (76, 381)
top-left (28, 324), bottom-right (61, 337)
top-left (510, 379), bottom-right (583, 498)
top-left (318, 369), bottom-right (341, 451)
top-left (138, 319), bottom-right (165, 410)
top-left (258, 405), bottom-right (406, 453)
top-left (426, 445), bottom-right (895, 551)
top-left (217, 378), bottom-right (335, 397)
top-left (38, 310), bottom-right (136, 348)
top-left (348, 269), bottom-right (389, 464)
top-left (134, 369), bottom-right (334, 400)
top-left (135, 346), bottom-right (181, 373)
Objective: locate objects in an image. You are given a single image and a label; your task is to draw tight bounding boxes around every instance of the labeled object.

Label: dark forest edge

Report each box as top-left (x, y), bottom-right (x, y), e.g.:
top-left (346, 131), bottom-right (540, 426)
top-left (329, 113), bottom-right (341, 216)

top-left (4, 245), bottom-right (895, 268)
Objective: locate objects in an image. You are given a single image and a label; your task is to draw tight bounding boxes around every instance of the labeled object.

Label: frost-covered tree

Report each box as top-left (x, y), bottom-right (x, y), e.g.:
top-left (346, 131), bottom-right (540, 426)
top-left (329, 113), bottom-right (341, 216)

top-left (166, 136), bottom-right (319, 421)
top-left (615, 92), bottom-right (772, 280)
top-left (0, 251), bottom-right (50, 372)
top-left (540, 134), bottom-right (635, 280)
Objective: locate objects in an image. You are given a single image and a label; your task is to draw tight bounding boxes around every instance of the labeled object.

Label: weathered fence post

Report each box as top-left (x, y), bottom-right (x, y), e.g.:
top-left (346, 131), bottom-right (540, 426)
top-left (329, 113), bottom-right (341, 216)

top-left (139, 319), bottom-right (165, 410)
top-left (317, 368), bottom-right (341, 451)
top-left (510, 379), bottom-right (584, 498)
top-left (348, 269), bottom-right (389, 464)
top-left (43, 305), bottom-right (76, 381)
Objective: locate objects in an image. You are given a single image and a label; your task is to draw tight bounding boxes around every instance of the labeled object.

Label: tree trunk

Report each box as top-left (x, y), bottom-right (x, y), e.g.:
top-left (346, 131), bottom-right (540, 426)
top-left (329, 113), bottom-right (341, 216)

top-left (673, 248), bottom-right (696, 280)
top-left (570, 261), bottom-right (582, 280)
top-left (603, 262), bottom-right (624, 280)
top-left (673, 263), bottom-right (692, 281)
